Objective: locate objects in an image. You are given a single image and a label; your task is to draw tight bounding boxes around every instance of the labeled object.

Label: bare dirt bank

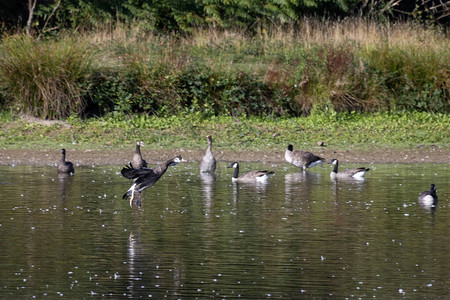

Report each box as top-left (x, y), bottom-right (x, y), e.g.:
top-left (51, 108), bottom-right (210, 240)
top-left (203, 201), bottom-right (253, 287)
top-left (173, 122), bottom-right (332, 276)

top-left (0, 147), bottom-right (448, 166)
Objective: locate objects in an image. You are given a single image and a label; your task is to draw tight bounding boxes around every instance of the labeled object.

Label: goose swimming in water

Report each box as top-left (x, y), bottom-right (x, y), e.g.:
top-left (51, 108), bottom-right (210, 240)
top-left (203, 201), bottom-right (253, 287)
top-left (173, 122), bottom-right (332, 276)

top-left (199, 135), bottom-right (216, 173)
top-left (131, 140), bottom-right (148, 168)
top-left (285, 144), bottom-right (325, 170)
top-left (227, 162), bottom-right (274, 183)
top-left (121, 156), bottom-right (186, 207)
top-left (57, 148), bottom-right (74, 174)
top-left (329, 159), bottom-right (369, 180)
top-left (418, 184), bottom-right (438, 208)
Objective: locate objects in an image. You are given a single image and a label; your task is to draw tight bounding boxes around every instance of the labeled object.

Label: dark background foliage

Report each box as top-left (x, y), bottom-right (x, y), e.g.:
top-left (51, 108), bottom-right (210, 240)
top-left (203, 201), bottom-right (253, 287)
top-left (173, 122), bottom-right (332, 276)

top-left (0, 0), bottom-right (448, 34)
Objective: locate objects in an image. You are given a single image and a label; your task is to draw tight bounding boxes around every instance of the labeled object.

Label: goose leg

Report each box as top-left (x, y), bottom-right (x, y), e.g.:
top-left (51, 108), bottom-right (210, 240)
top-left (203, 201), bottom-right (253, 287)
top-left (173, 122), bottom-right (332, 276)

top-left (136, 193), bottom-right (142, 208)
top-left (129, 189), bottom-right (135, 208)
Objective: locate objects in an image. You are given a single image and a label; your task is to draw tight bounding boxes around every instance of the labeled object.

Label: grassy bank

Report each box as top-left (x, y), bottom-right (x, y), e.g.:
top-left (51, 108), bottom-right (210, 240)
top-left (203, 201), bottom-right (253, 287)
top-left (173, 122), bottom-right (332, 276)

top-left (0, 19), bottom-right (449, 119)
top-left (1, 111), bottom-right (448, 151)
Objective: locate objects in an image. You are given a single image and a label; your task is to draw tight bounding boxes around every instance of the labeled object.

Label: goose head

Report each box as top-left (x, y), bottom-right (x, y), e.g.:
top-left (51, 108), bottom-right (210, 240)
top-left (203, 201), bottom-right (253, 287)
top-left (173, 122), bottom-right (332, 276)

top-left (227, 162), bottom-right (239, 169)
top-left (329, 159), bottom-right (338, 165)
top-left (287, 144), bottom-right (294, 151)
top-left (430, 184), bottom-right (436, 193)
top-left (61, 148), bottom-right (66, 155)
top-left (169, 156), bottom-right (187, 166)
top-left (136, 141), bottom-right (145, 146)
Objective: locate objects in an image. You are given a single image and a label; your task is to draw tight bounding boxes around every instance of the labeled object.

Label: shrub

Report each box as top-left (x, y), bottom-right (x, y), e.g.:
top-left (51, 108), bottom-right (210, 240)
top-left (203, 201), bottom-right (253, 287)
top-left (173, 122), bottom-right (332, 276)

top-left (363, 43), bottom-right (450, 112)
top-left (0, 35), bottom-right (93, 119)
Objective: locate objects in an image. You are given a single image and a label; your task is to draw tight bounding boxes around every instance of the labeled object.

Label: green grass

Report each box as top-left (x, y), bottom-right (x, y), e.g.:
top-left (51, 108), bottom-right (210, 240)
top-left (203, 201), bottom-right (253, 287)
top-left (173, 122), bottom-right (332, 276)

top-left (1, 111), bottom-right (448, 151)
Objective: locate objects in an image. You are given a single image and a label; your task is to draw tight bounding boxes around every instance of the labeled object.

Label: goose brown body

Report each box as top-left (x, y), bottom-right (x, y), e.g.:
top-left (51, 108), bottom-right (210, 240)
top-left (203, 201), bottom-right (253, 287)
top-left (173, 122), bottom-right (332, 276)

top-left (227, 162), bottom-right (274, 183)
top-left (131, 141), bottom-right (148, 168)
top-left (285, 144), bottom-right (325, 170)
top-left (57, 149), bottom-right (74, 174)
top-left (199, 135), bottom-right (216, 173)
top-left (418, 184), bottom-right (438, 208)
top-left (329, 159), bottom-right (369, 180)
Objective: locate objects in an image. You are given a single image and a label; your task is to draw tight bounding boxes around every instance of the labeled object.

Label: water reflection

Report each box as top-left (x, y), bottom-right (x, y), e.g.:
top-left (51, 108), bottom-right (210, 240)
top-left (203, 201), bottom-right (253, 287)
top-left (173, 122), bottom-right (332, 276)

top-left (284, 171), bottom-right (321, 194)
top-left (330, 178), bottom-right (369, 208)
top-left (200, 172), bottom-right (215, 217)
top-left (57, 172), bottom-right (73, 200)
top-left (0, 163), bottom-right (448, 299)
top-left (127, 231), bottom-right (142, 296)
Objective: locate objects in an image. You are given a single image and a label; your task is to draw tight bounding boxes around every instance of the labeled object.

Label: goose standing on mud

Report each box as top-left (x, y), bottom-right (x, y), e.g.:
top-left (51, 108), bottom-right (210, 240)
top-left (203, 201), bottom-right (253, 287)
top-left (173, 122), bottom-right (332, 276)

top-left (131, 140), bottom-right (148, 168)
top-left (285, 144), bottom-right (325, 170)
top-left (121, 156), bottom-right (186, 208)
top-left (199, 135), bottom-right (216, 173)
top-left (57, 148), bottom-right (74, 174)
top-left (227, 162), bottom-right (274, 183)
top-left (329, 159), bottom-right (369, 180)
top-left (418, 184), bottom-right (438, 208)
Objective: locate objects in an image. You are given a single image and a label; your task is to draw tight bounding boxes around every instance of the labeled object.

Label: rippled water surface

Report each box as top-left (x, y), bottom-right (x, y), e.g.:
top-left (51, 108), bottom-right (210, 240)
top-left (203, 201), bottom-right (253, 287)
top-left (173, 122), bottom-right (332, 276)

top-left (0, 162), bottom-right (449, 298)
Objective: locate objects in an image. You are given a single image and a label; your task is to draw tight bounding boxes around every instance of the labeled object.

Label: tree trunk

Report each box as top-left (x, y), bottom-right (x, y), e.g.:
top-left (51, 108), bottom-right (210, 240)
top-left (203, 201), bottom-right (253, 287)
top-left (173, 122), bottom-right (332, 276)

top-left (26, 0), bottom-right (38, 35)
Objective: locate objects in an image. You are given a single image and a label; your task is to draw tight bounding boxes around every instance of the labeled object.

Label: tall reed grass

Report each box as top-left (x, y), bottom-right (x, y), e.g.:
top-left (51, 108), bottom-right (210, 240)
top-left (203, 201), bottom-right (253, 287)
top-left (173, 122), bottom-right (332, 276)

top-left (0, 35), bottom-right (93, 119)
top-left (0, 19), bottom-right (448, 119)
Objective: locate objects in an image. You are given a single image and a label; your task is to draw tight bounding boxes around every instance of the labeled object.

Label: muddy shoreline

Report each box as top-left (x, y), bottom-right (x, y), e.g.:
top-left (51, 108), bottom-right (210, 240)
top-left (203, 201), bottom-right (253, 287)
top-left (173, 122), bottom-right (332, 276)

top-left (0, 147), bottom-right (448, 166)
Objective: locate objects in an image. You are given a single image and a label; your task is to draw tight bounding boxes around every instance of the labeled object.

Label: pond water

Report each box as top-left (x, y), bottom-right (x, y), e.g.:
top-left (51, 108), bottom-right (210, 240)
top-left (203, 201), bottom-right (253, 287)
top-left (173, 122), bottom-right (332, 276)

top-left (0, 162), bottom-right (449, 299)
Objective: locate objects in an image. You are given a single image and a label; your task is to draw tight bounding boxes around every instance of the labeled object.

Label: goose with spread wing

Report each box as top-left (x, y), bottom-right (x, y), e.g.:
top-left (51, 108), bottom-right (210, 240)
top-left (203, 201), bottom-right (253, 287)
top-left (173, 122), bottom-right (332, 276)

top-left (121, 156), bottom-right (185, 207)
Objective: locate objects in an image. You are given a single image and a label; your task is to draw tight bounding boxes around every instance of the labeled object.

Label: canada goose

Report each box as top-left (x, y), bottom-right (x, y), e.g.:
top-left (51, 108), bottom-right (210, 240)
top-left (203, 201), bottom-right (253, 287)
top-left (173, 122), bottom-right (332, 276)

top-left (57, 148), bottom-right (74, 174)
top-left (121, 156), bottom-right (186, 207)
top-left (131, 141), bottom-right (148, 168)
top-left (227, 162), bottom-right (274, 183)
top-left (418, 184), bottom-right (438, 207)
top-left (199, 135), bottom-right (216, 173)
top-left (285, 144), bottom-right (325, 170)
top-left (329, 159), bottom-right (369, 180)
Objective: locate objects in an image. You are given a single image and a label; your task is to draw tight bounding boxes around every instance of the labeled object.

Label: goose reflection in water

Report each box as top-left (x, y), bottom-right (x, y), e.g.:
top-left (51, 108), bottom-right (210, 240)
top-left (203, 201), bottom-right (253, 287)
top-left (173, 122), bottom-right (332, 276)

top-left (200, 172), bottom-right (215, 217)
top-left (284, 171), bottom-right (321, 197)
top-left (127, 231), bottom-right (185, 298)
top-left (57, 172), bottom-right (74, 201)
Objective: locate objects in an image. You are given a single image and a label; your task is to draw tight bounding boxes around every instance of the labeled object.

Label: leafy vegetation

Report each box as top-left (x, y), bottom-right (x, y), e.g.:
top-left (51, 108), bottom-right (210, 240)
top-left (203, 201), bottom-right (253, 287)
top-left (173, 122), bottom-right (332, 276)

top-left (0, 111), bottom-right (448, 151)
top-left (0, 35), bottom-right (93, 119)
top-left (0, 20), bottom-right (448, 120)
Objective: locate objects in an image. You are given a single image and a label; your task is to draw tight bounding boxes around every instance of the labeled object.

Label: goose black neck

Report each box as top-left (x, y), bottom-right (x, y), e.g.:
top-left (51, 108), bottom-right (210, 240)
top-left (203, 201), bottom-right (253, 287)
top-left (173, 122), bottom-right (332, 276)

top-left (61, 150), bottom-right (66, 162)
top-left (233, 164), bottom-right (239, 179)
top-left (136, 144), bottom-right (142, 155)
top-left (333, 161), bottom-right (339, 173)
top-left (431, 190), bottom-right (438, 205)
top-left (153, 159), bottom-right (172, 178)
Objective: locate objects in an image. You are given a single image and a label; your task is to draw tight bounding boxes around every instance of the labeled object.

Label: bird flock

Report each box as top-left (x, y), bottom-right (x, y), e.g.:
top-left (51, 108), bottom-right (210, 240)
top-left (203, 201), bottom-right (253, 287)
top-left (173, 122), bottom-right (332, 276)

top-left (57, 136), bottom-right (438, 209)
